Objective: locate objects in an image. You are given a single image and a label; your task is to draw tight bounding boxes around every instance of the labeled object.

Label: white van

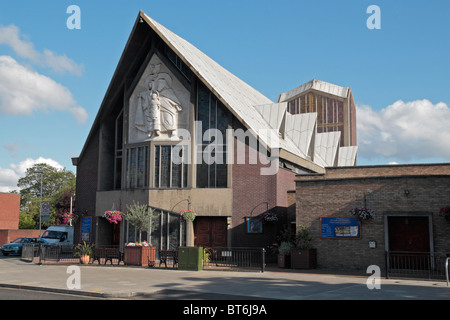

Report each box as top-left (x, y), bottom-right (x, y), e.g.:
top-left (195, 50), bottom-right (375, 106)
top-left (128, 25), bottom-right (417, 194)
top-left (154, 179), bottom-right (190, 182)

top-left (40, 226), bottom-right (74, 246)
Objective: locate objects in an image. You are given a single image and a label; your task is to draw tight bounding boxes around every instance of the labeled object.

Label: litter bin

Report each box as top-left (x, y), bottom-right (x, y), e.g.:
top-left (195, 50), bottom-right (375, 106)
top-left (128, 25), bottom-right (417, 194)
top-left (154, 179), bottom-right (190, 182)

top-left (178, 246), bottom-right (203, 271)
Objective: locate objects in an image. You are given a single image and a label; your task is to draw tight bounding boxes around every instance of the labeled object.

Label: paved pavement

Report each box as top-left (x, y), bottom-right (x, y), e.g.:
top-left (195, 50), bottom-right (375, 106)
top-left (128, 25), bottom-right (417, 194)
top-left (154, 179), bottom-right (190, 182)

top-left (0, 257), bottom-right (449, 300)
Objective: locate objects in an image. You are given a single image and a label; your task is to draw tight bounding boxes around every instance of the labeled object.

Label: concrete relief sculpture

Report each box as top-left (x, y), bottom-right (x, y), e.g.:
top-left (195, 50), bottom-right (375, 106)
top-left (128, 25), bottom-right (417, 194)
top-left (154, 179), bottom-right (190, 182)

top-left (135, 63), bottom-right (183, 139)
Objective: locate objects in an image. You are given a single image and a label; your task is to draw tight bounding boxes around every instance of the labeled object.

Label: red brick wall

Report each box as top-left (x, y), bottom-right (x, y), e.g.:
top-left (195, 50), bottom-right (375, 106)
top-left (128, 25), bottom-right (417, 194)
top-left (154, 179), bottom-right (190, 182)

top-left (231, 137), bottom-right (295, 254)
top-left (0, 229), bottom-right (42, 246)
top-left (0, 193), bottom-right (20, 230)
top-left (74, 130), bottom-right (100, 243)
top-left (295, 164), bottom-right (450, 271)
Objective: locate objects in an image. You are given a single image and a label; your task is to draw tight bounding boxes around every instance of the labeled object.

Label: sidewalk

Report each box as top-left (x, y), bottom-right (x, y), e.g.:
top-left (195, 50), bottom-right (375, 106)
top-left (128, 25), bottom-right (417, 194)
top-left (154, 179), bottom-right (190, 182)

top-left (0, 258), bottom-right (449, 300)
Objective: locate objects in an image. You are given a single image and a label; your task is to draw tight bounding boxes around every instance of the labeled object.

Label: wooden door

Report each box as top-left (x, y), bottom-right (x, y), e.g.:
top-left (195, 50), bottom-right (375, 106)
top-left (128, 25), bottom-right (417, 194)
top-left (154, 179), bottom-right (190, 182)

top-left (388, 216), bottom-right (430, 252)
top-left (194, 217), bottom-right (227, 248)
top-left (112, 222), bottom-right (121, 246)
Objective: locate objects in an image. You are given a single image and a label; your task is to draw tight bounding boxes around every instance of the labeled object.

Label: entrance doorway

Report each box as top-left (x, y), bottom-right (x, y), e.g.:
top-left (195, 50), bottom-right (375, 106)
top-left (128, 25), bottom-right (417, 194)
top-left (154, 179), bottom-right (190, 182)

top-left (112, 222), bottom-right (121, 246)
top-left (386, 215), bottom-right (434, 273)
top-left (194, 217), bottom-right (227, 247)
top-left (388, 216), bottom-right (430, 252)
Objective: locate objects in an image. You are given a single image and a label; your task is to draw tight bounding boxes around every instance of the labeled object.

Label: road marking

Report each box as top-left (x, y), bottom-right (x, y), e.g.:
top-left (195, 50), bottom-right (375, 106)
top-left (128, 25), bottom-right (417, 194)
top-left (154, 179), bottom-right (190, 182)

top-left (88, 290), bottom-right (100, 296)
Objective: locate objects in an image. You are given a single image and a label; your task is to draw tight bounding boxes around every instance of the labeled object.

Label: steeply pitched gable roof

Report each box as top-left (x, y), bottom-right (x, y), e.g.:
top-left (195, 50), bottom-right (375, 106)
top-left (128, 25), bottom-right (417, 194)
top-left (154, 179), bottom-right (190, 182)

top-left (141, 12), bottom-right (327, 172)
top-left (75, 11), bottom-right (356, 171)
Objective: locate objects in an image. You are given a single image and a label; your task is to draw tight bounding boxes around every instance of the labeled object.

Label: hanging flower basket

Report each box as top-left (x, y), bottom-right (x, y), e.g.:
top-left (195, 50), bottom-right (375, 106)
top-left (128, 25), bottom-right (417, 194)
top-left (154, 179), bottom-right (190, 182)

top-left (180, 210), bottom-right (196, 222)
top-left (258, 211), bottom-right (278, 224)
top-left (104, 210), bottom-right (122, 224)
top-left (439, 206), bottom-right (450, 222)
top-left (62, 212), bottom-right (74, 225)
top-left (350, 207), bottom-right (375, 221)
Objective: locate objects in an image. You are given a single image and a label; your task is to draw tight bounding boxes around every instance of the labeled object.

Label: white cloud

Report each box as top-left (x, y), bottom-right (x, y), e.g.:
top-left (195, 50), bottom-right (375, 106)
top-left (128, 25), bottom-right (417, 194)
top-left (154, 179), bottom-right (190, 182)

top-left (43, 49), bottom-right (84, 77)
top-left (0, 157), bottom-right (64, 193)
top-left (357, 99), bottom-right (450, 163)
top-left (0, 24), bottom-right (84, 76)
top-left (0, 55), bottom-right (88, 123)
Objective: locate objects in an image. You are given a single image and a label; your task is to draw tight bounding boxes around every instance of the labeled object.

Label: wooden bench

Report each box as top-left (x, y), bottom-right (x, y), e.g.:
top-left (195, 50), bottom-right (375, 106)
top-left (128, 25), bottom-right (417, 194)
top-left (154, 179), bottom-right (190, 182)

top-left (159, 250), bottom-right (178, 268)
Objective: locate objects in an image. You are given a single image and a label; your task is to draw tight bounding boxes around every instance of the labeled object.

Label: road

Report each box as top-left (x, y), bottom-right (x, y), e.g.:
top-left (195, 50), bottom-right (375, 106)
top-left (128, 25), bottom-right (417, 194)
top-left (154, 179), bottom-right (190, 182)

top-left (0, 286), bottom-right (270, 300)
top-left (0, 287), bottom-right (102, 300)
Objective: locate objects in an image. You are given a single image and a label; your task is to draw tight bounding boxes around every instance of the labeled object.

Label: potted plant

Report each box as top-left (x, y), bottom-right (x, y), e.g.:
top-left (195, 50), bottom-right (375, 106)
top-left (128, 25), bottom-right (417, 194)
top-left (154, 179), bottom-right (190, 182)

top-left (259, 212), bottom-right (278, 224)
top-left (104, 210), bottom-right (122, 224)
top-left (290, 225), bottom-right (317, 269)
top-left (122, 202), bottom-right (159, 266)
top-left (180, 210), bottom-right (196, 247)
top-left (350, 207), bottom-right (375, 221)
top-left (124, 241), bottom-right (156, 266)
top-left (440, 206), bottom-right (450, 222)
top-left (74, 241), bottom-right (93, 264)
top-left (277, 241), bottom-right (292, 268)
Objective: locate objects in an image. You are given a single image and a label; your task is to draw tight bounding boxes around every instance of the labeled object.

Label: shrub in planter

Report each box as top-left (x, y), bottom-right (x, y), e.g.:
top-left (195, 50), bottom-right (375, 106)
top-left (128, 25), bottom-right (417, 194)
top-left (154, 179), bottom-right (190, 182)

top-left (291, 225), bottom-right (317, 269)
top-left (277, 241), bottom-right (292, 268)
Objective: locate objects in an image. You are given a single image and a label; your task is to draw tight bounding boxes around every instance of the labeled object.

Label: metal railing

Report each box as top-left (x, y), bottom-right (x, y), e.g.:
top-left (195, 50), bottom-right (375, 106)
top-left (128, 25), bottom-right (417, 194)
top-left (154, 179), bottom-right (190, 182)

top-left (22, 244), bottom-right (123, 265)
top-left (21, 243), bottom-right (39, 262)
top-left (386, 251), bottom-right (447, 280)
top-left (22, 244), bottom-right (266, 272)
top-left (446, 257), bottom-right (449, 286)
top-left (203, 247), bottom-right (265, 272)
top-left (91, 246), bottom-right (124, 265)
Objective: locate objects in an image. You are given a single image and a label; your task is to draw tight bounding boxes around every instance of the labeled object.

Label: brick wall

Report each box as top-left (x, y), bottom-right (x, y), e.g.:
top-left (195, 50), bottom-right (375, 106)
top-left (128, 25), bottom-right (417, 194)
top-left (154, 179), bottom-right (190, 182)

top-left (74, 130), bottom-right (100, 243)
top-left (0, 193), bottom-right (20, 230)
top-left (295, 164), bottom-right (450, 271)
top-left (231, 137), bottom-right (296, 259)
top-left (0, 229), bottom-right (42, 247)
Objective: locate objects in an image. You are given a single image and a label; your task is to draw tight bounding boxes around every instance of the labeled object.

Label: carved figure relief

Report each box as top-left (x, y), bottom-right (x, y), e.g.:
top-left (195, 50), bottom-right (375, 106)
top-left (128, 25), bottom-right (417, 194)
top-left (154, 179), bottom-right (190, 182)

top-left (135, 63), bottom-right (183, 139)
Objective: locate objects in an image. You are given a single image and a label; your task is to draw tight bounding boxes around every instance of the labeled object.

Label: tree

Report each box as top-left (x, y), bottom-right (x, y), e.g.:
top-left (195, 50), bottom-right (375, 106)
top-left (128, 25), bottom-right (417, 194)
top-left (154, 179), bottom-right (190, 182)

top-left (17, 163), bottom-right (76, 229)
top-left (122, 202), bottom-right (159, 243)
top-left (54, 188), bottom-right (76, 225)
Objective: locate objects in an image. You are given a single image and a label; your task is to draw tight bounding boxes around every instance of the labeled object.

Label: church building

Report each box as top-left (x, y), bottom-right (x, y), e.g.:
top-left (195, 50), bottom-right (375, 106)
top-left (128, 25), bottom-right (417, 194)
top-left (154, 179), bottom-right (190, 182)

top-left (72, 11), bottom-right (357, 258)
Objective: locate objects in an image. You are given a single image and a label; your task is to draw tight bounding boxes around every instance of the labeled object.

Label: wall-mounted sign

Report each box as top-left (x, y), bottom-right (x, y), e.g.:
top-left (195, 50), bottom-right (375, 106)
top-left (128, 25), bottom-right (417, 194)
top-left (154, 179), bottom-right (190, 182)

top-left (80, 216), bottom-right (92, 242)
top-left (246, 217), bottom-right (263, 233)
top-left (320, 217), bottom-right (361, 239)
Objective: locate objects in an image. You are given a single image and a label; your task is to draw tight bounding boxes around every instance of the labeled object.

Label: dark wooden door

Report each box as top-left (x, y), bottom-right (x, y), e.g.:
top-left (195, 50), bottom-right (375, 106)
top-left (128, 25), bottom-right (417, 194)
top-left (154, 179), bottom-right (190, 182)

top-left (194, 217), bottom-right (227, 247)
top-left (112, 222), bottom-right (121, 246)
top-left (388, 216), bottom-right (430, 252)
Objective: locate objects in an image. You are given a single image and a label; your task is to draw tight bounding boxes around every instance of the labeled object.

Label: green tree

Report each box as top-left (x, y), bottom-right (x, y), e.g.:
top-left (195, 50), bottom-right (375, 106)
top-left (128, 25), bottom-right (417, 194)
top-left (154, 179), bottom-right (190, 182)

top-left (123, 202), bottom-right (159, 243)
top-left (17, 163), bottom-right (75, 229)
top-left (54, 188), bottom-right (76, 225)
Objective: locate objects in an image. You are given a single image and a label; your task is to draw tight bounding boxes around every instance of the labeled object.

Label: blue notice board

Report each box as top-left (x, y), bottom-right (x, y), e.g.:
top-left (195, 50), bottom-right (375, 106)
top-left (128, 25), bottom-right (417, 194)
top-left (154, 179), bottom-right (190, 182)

top-left (320, 217), bottom-right (361, 239)
top-left (80, 217), bottom-right (92, 242)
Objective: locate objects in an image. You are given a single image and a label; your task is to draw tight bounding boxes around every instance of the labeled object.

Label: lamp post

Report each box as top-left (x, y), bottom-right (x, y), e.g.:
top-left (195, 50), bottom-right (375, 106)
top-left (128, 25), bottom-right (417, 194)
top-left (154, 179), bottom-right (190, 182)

top-left (35, 170), bottom-right (44, 237)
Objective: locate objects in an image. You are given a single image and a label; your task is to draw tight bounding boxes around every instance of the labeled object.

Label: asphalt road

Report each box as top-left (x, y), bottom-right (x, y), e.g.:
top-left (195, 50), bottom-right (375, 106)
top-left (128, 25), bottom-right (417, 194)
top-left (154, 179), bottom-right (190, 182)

top-left (0, 287), bottom-right (102, 300)
top-left (0, 286), bottom-right (270, 300)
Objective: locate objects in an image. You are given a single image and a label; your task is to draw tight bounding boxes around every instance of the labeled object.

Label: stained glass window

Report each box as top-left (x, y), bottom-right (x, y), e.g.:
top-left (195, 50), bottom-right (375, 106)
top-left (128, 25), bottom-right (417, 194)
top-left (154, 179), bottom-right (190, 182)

top-left (196, 83), bottom-right (231, 188)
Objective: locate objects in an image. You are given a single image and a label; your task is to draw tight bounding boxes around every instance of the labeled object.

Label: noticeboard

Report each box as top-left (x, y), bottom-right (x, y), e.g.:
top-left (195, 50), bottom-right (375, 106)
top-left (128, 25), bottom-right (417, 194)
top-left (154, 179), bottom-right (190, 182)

top-left (320, 217), bottom-right (361, 239)
top-left (80, 216), bottom-right (92, 242)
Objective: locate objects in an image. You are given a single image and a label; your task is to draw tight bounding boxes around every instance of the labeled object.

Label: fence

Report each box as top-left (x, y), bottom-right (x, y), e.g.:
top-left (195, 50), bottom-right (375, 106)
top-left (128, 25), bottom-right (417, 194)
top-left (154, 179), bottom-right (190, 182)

top-left (22, 243), bottom-right (266, 272)
top-left (386, 251), bottom-right (447, 280)
top-left (203, 247), bottom-right (265, 272)
top-left (22, 244), bottom-right (79, 264)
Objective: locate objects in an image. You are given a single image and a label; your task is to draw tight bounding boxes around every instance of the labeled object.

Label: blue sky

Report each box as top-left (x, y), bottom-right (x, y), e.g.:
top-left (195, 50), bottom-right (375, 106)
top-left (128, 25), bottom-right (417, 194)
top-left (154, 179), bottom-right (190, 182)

top-left (0, 0), bottom-right (449, 191)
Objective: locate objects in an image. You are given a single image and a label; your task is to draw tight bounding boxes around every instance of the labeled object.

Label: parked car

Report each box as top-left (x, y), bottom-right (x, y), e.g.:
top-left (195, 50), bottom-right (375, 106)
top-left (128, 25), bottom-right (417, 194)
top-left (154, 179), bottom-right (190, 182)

top-left (1, 237), bottom-right (44, 256)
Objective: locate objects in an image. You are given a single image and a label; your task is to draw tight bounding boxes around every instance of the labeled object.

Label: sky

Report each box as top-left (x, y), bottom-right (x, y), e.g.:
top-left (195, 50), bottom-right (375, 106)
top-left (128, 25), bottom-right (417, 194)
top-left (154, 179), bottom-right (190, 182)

top-left (0, 0), bottom-right (449, 192)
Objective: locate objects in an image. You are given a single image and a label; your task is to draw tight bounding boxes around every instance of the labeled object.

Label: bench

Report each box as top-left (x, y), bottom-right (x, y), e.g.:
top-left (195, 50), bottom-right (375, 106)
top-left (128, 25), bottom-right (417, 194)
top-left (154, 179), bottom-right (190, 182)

top-left (159, 250), bottom-right (178, 268)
